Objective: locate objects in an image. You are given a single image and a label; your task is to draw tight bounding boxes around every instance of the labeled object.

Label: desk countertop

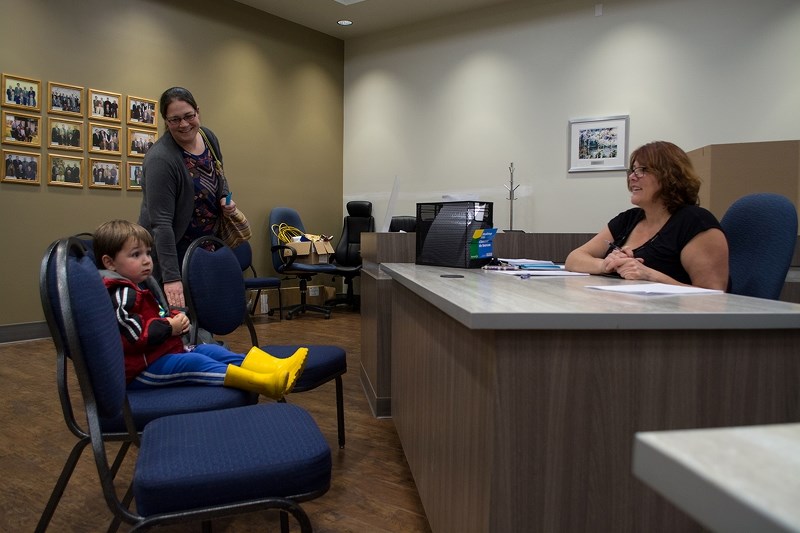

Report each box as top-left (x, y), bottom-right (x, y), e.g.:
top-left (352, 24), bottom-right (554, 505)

top-left (633, 424), bottom-right (800, 533)
top-left (381, 263), bottom-right (800, 330)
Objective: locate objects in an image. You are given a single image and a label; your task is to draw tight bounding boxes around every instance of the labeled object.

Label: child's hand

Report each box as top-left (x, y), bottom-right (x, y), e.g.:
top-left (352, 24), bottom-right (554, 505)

top-left (168, 313), bottom-right (190, 336)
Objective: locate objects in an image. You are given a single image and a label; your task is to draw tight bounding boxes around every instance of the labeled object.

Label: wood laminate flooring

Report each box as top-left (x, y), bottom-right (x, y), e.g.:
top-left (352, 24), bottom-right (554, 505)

top-left (0, 309), bottom-right (431, 532)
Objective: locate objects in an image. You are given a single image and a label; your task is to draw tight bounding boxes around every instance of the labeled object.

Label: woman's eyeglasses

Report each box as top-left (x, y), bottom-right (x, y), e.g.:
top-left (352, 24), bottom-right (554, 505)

top-left (628, 166), bottom-right (648, 178)
top-left (165, 112), bottom-right (197, 126)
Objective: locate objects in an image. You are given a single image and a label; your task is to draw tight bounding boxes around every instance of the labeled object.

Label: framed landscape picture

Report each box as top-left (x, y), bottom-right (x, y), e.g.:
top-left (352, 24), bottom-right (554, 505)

top-left (127, 162), bottom-right (143, 190)
top-left (48, 153), bottom-right (84, 188)
top-left (128, 127), bottom-right (157, 157)
top-left (127, 95), bottom-right (157, 128)
top-left (2, 110), bottom-right (41, 148)
top-left (568, 115), bottom-right (629, 173)
top-left (48, 81), bottom-right (84, 117)
top-left (89, 122), bottom-right (122, 155)
top-left (2, 73), bottom-right (41, 112)
top-left (89, 158), bottom-right (122, 189)
top-left (2, 149), bottom-right (40, 185)
top-left (48, 117), bottom-right (83, 151)
top-left (88, 88), bottom-right (121, 122)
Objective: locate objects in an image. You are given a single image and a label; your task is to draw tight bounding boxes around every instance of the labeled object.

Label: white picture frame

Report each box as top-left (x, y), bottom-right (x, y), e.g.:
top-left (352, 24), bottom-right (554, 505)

top-left (568, 115), bottom-right (629, 173)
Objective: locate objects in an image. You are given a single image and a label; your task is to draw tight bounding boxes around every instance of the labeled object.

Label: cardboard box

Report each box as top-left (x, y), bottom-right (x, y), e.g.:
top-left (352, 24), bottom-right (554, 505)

top-left (283, 240), bottom-right (335, 265)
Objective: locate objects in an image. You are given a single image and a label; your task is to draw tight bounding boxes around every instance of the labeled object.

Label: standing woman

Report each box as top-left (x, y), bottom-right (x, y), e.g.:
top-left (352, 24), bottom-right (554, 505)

top-left (138, 87), bottom-right (237, 308)
top-left (565, 140), bottom-right (729, 290)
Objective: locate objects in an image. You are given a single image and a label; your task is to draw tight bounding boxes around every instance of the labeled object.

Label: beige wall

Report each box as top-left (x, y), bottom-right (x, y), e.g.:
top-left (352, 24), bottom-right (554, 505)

top-left (0, 0), bottom-right (343, 328)
top-left (343, 0), bottom-right (800, 233)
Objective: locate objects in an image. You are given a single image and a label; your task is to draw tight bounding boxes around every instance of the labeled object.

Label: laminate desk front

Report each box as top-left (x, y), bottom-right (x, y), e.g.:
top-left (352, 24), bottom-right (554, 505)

top-left (382, 263), bottom-right (800, 533)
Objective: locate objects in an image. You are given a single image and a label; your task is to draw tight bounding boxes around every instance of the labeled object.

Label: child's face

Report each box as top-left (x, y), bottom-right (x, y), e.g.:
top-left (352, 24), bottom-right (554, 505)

top-left (102, 237), bottom-right (152, 284)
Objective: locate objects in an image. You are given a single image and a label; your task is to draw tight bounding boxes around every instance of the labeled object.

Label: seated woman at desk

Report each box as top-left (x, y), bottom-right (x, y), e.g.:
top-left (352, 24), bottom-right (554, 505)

top-left (565, 140), bottom-right (729, 290)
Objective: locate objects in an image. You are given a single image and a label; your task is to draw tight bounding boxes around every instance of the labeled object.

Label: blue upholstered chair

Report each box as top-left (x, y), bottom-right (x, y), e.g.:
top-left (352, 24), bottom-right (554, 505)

top-left (36, 239), bottom-right (258, 532)
top-left (231, 240), bottom-right (283, 319)
top-left (269, 207), bottom-right (338, 319)
top-left (41, 237), bottom-right (331, 531)
top-left (183, 236), bottom-right (348, 448)
top-left (720, 193), bottom-right (798, 300)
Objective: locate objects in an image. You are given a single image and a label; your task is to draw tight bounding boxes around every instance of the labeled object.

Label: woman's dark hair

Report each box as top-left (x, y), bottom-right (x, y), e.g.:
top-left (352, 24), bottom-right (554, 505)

top-left (159, 87), bottom-right (198, 119)
top-left (629, 141), bottom-right (702, 213)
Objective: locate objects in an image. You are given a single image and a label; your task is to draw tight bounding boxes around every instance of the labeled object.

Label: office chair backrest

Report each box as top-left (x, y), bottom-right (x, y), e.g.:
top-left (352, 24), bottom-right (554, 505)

top-left (721, 193), bottom-right (798, 300)
top-left (182, 236), bottom-right (250, 341)
top-left (389, 215), bottom-right (417, 232)
top-left (231, 239), bottom-right (254, 272)
top-left (269, 206), bottom-right (306, 272)
top-left (335, 201), bottom-right (374, 267)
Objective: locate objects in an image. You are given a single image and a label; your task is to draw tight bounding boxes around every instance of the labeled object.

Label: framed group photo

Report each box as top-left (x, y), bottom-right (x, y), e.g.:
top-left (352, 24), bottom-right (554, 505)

top-left (89, 158), bottom-right (122, 189)
top-left (48, 81), bottom-right (84, 117)
top-left (3, 149), bottom-right (40, 185)
top-left (48, 117), bottom-right (83, 151)
top-left (48, 153), bottom-right (83, 187)
top-left (2, 110), bottom-right (41, 148)
top-left (568, 115), bottom-right (629, 173)
top-left (127, 161), bottom-right (143, 190)
top-left (127, 96), bottom-right (157, 128)
top-left (128, 127), bottom-right (157, 157)
top-left (89, 122), bottom-right (122, 155)
top-left (88, 88), bottom-right (121, 122)
top-left (2, 73), bottom-right (41, 112)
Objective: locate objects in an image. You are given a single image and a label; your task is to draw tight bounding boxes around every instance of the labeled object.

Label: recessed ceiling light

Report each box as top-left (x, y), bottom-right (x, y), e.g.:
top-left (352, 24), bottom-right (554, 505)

top-left (337, 19), bottom-right (353, 26)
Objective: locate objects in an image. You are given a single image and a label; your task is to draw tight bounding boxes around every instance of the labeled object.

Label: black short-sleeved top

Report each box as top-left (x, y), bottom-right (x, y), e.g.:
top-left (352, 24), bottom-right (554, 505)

top-left (606, 205), bottom-right (723, 285)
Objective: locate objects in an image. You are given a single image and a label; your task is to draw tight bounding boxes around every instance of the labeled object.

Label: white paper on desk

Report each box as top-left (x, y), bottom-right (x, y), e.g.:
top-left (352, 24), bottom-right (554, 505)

top-left (586, 283), bottom-right (723, 295)
top-left (490, 269), bottom-right (589, 276)
top-left (500, 258), bottom-right (555, 266)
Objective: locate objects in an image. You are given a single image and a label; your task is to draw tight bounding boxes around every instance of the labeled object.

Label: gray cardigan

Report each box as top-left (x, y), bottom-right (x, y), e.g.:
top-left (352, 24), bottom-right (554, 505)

top-left (138, 126), bottom-right (229, 283)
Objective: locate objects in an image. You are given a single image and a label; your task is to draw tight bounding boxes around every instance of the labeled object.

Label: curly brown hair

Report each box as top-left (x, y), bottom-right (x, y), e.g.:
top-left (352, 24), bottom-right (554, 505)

top-left (628, 141), bottom-right (702, 213)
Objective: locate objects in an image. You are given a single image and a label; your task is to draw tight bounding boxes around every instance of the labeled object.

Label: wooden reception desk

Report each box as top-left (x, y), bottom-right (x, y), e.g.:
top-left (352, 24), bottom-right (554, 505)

top-left (382, 263), bottom-right (800, 533)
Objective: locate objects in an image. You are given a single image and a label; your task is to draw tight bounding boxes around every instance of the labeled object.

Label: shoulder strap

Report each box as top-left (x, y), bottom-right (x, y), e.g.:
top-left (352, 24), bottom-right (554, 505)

top-left (198, 128), bottom-right (220, 164)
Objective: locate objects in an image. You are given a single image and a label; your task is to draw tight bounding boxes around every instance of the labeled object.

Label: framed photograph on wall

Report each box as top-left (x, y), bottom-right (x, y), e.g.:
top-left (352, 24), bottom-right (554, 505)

top-left (89, 122), bottom-right (122, 155)
top-left (88, 88), bottom-right (121, 122)
top-left (89, 158), bottom-right (122, 189)
top-left (48, 117), bottom-right (83, 151)
top-left (568, 115), bottom-right (629, 173)
top-left (2, 73), bottom-right (41, 112)
top-left (2, 149), bottom-right (40, 185)
top-left (2, 110), bottom-right (41, 148)
top-left (128, 127), bottom-right (157, 157)
top-left (48, 153), bottom-right (84, 187)
top-left (127, 161), bottom-right (143, 190)
top-left (48, 81), bottom-right (84, 117)
top-left (127, 95), bottom-right (157, 128)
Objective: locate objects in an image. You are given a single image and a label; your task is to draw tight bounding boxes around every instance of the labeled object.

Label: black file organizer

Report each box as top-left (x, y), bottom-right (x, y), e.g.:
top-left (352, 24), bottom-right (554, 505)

top-left (415, 201), bottom-right (493, 268)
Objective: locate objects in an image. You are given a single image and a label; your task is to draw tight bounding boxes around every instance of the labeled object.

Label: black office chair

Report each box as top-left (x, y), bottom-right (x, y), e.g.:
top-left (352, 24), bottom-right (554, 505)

top-left (41, 237), bottom-right (330, 532)
top-left (269, 207), bottom-right (338, 320)
top-left (231, 240), bottom-right (283, 319)
top-left (327, 201), bottom-right (375, 309)
top-left (183, 235), bottom-right (348, 448)
top-left (389, 215), bottom-right (417, 232)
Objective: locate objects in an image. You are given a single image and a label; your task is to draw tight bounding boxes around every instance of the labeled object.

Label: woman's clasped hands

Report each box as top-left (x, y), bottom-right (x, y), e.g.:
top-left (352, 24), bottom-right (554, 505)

top-left (602, 247), bottom-right (650, 280)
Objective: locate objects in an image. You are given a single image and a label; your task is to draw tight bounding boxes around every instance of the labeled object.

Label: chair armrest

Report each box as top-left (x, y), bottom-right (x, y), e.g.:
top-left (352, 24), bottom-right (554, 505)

top-left (271, 244), bottom-right (297, 269)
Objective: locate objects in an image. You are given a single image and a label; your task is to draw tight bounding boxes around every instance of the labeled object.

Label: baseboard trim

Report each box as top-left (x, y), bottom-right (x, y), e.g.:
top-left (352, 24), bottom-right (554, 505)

top-left (0, 322), bottom-right (50, 344)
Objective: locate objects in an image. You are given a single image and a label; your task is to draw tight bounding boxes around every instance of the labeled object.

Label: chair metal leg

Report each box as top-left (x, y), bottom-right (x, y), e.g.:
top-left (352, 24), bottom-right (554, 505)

top-left (336, 375), bottom-right (345, 449)
top-left (286, 278), bottom-right (331, 320)
top-left (35, 438), bottom-right (91, 533)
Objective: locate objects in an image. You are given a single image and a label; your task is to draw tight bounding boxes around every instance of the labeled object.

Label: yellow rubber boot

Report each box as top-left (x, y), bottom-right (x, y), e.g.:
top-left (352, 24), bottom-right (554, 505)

top-left (241, 346), bottom-right (308, 394)
top-left (223, 364), bottom-right (289, 400)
